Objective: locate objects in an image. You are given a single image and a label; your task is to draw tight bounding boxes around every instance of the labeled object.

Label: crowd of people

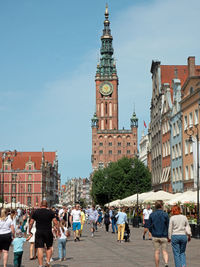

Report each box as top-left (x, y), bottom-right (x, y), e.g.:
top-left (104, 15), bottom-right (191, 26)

top-left (0, 199), bottom-right (192, 267)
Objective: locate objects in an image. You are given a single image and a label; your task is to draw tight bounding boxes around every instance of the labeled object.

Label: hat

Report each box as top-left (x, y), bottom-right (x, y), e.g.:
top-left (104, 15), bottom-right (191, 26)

top-left (15, 228), bottom-right (23, 238)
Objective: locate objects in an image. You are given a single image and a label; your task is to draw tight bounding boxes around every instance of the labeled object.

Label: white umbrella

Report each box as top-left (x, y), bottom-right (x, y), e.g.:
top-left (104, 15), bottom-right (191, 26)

top-left (120, 194), bottom-right (138, 206)
top-left (105, 199), bottom-right (121, 207)
top-left (142, 191), bottom-right (174, 203)
top-left (167, 191), bottom-right (198, 205)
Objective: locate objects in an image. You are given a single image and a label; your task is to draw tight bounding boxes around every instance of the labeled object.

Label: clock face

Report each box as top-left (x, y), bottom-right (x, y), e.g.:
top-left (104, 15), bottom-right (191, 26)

top-left (99, 82), bottom-right (113, 96)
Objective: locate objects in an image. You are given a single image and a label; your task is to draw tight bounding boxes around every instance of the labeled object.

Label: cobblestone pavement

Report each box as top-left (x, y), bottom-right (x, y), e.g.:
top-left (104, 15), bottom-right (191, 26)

top-left (2, 224), bottom-right (200, 267)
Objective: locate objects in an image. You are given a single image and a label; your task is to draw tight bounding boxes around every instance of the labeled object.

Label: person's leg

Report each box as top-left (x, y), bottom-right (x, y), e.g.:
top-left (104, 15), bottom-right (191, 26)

top-left (30, 243), bottom-right (34, 259)
top-left (37, 248), bottom-right (44, 266)
top-left (171, 235), bottom-right (181, 267)
top-left (121, 224), bottom-right (125, 241)
top-left (148, 229), bottom-right (152, 239)
top-left (115, 222), bottom-right (118, 232)
top-left (117, 224), bottom-right (121, 241)
top-left (161, 239), bottom-right (168, 266)
top-left (58, 239), bottom-right (62, 260)
top-left (154, 250), bottom-right (160, 267)
top-left (111, 219), bottom-right (115, 233)
top-left (46, 247), bottom-right (52, 264)
top-left (62, 240), bottom-right (66, 259)
top-left (179, 235), bottom-right (187, 267)
top-left (162, 250), bottom-right (168, 266)
top-left (13, 252), bottom-right (18, 267)
top-left (18, 252), bottom-right (23, 267)
top-left (3, 250), bottom-right (9, 267)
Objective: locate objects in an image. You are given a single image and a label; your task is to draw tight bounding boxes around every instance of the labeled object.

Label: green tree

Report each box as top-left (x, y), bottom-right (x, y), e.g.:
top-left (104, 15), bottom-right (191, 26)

top-left (91, 157), bottom-right (151, 205)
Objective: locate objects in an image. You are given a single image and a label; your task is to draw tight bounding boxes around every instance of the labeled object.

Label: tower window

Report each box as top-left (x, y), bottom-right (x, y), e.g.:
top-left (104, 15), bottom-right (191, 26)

top-left (118, 142), bottom-right (121, 147)
top-left (109, 150), bottom-right (112, 155)
top-left (99, 150), bottom-right (103, 155)
top-left (118, 150), bottom-right (121, 155)
top-left (109, 142), bottom-right (112, 146)
top-left (99, 142), bottom-right (103, 146)
top-left (105, 102), bottom-right (108, 114)
top-left (127, 150), bottom-right (131, 154)
top-left (127, 142), bottom-right (130, 146)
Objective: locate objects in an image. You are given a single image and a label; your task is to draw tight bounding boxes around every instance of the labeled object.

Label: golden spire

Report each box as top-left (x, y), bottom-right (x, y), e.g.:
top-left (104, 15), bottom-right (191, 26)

top-left (105, 3), bottom-right (109, 19)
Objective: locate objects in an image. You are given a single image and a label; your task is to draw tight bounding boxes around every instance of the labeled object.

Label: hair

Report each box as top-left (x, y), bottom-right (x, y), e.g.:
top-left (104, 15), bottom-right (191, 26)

top-left (155, 200), bottom-right (163, 209)
top-left (40, 200), bottom-right (48, 207)
top-left (60, 219), bottom-right (66, 233)
top-left (0, 208), bottom-right (8, 221)
top-left (171, 205), bottom-right (181, 215)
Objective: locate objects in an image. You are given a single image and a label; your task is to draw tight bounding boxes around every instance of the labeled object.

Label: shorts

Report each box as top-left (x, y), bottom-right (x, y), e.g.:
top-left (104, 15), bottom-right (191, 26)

top-left (73, 222), bottom-right (81, 231)
top-left (0, 233), bottom-right (12, 251)
top-left (153, 237), bottom-right (168, 251)
top-left (35, 231), bottom-right (53, 249)
top-left (144, 219), bottom-right (150, 229)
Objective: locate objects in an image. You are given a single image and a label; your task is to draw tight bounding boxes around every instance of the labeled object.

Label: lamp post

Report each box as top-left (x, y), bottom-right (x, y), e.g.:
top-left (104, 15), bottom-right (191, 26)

top-left (1, 150), bottom-right (17, 207)
top-left (186, 125), bottom-right (200, 239)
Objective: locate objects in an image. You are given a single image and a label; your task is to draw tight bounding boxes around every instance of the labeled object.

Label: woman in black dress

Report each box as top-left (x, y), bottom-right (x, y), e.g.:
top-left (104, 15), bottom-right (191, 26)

top-left (104, 209), bottom-right (110, 232)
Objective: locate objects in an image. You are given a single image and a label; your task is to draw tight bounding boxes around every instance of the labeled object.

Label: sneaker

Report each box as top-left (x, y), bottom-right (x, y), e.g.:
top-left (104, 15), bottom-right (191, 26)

top-left (63, 257), bottom-right (66, 261)
top-left (74, 239), bottom-right (77, 242)
top-left (165, 265), bottom-right (168, 267)
top-left (143, 235), bottom-right (145, 240)
top-left (76, 237), bottom-right (80, 241)
top-left (50, 258), bottom-right (53, 262)
top-left (91, 233), bottom-right (94, 237)
top-left (58, 259), bottom-right (62, 262)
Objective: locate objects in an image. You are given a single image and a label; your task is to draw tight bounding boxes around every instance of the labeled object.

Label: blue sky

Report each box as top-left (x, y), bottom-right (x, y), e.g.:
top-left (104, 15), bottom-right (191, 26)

top-left (0, 0), bottom-right (200, 184)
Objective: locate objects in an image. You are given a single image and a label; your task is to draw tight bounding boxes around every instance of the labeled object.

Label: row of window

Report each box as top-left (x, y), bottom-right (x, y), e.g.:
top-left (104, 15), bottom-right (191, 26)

top-left (172, 121), bottom-right (180, 137)
top-left (172, 167), bottom-right (182, 182)
top-left (99, 142), bottom-right (132, 147)
top-left (12, 174), bottom-right (32, 181)
top-left (184, 109), bottom-right (199, 130)
top-left (162, 141), bottom-right (170, 157)
top-left (162, 121), bottom-right (170, 135)
top-left (99, 150), bottom-right (131, 155)
top-left (11, 184), bottom-right (32, 193)
top-left (172, 143), bottom-right (182, 160)
top-left (185, 140), bottom-right (193, 155)
top-left (185, 164), bottom-right (194, 180)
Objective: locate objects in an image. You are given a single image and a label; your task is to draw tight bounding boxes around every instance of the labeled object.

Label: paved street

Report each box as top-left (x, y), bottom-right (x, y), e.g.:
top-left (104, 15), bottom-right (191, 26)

top-left (3, 224), bottom-right (200, 267)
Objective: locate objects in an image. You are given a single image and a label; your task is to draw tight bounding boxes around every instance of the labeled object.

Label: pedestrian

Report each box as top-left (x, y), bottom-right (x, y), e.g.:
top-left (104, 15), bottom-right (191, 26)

top-left (71, 204), bottom-right (82, 241)
top-left (104, 208), bottom-right (110, 232)
top-left (80, 207), bottom-right (85, 237)
top-left (86, 205), bottom-right (98, 237)
top-left (58, 219), bottom-right (68, 261)
top-left (28, 200), bottom-right (59, 267)
top-left (115, 207), bottom-right (127, 243)
top-left (149, 200), bottom-right (169, 267)
top-left (12, 228), bottom-right (26, 267)
top-left (143, 204), bottom-right (153, 240)
top-left (168, 205), bottom-right (191, 267)
top-left (27, 211), bottom-right (37, 260)
top-left (97, 208), bottom-right (103, 228)
top-left (0, 208), bottom-right (15, 267)
top-left (109, 207), bottom-right (118, 233)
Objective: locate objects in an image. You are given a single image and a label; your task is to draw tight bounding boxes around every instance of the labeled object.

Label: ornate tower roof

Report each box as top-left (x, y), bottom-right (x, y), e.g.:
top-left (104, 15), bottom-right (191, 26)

top-left (96, 4), bottom-right (117, 79)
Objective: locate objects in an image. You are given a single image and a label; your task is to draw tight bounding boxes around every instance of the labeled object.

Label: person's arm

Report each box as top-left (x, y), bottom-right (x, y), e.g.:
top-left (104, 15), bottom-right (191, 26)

top-left (168, 217), bottom-right (172, 241)
top-left (29, 218), bottom-right (34, 235)
top-left (185, 217), bottom-right (191, 241)
top-left (53, 217), bottom-right (60, 236)
top-left (142, 210), bottom-right (145, 224)
top-left (11, 224), bottom-right (15, 237)
top-left (70, 212), bottom-right (73, 226)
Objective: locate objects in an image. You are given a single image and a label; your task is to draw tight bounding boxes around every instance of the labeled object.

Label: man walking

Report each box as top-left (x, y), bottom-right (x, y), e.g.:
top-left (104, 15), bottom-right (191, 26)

top-left (115, 207), bottom-right (127, 243)
top-left (71, 204), bottom-right (82, 241)
top-left (143, 204), bottom-right (153, 240)
top-left (29, 200), bottom-right (59, 267)
top-left (149, 200), bottom-right (169, 267)
top-left (87, 205), bottom-right (98, 237)
top-left (109, 207), bottom-right (118, 234)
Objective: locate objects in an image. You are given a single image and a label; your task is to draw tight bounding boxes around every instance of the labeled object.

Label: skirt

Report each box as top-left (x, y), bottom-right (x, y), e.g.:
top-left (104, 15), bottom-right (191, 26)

top-left (0, 233), bottom-right (12, 251)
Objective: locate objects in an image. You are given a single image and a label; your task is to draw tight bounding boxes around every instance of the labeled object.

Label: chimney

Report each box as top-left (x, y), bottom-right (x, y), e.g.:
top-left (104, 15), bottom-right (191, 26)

top-left (188, 56), bottom-right (195, 77)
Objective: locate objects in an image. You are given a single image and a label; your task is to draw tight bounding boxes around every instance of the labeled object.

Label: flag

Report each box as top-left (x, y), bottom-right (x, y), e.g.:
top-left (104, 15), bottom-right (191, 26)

top-left (144, 121), bottom-right (147, 128)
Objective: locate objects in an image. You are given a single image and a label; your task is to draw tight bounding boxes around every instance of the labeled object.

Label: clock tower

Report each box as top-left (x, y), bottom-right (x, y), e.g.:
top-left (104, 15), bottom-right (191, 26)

top-left (91, 5), bottom-right (138, 171)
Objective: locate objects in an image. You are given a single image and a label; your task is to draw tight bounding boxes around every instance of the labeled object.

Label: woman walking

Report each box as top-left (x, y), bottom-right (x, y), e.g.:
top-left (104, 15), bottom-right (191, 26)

top-left (0, 208), bottom-right (15, 267)
top-left (104, 209), bottom-right (110, 232)
top-left (58, 220), bottom-right (68, 261)
top-left (168, 205), bottom-right (191, 267)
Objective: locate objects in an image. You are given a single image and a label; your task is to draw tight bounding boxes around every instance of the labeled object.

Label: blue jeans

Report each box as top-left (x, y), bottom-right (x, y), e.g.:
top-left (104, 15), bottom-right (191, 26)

top-left (111, 219), bottom-right (118, 233)
top-left (58, 238), bottom-right (66, 260)
top-left (171, 235), bottom-right (187, 267)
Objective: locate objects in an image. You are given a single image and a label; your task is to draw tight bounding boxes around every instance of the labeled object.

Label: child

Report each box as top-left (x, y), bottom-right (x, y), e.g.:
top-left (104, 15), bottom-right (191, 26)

top-left (58, 220), bottom-right (68, 261)
top-left (12, 229), bottom-right (27, 267)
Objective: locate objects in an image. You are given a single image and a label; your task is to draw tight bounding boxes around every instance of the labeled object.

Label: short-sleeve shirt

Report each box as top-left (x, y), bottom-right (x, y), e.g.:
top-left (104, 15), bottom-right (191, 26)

top-left (143, 209), bottom-right (152, 220)
top-left (0, 217), bottom-right (13, 234)
top-left (12, 237), bottom-right (26, 252)
top-left (32, 208), bottom-right (55, 232)
top-left (71, 210), bottom-right (81, 223)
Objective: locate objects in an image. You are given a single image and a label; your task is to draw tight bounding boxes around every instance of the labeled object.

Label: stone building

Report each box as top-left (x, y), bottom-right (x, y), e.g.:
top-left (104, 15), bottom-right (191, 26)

top-left (91, 6), bottom-right (138, 171)
top-left (139, 132), bottom-right (149, 166)
top-left (0, 150), bottom-right (60, 207)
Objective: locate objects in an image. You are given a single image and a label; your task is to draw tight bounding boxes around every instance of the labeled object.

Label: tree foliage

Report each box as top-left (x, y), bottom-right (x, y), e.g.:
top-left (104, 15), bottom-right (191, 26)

top-left (91, 157), bottom-right (152, 206)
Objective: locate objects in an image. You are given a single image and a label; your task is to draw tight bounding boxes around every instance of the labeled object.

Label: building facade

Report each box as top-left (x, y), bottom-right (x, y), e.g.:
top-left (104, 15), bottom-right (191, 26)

top-left (91, 6), bottom-right (138, 171)
top-left (139, 132), bottom-right (149, 166)
top-left (0, 150), bottom-right (60, 207)
top-left (181, 57), bottom-right (200, 191)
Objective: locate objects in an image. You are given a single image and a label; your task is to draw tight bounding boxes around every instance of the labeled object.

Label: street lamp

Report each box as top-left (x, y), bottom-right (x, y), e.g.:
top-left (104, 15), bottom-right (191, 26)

top-left (1, 150), bottom-right (17, 207)
top-left (186, 125), bottom-right (200, 239)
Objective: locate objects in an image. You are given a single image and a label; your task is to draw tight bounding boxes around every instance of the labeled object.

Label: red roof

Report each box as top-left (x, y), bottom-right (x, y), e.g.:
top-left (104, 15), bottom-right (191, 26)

top-left (0, 151), bottom-right (56, 170)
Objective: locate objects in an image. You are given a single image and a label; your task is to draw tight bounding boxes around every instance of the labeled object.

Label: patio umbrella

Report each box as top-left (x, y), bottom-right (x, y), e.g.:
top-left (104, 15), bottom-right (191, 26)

top-left (142, 191), bottom-right (174, 204)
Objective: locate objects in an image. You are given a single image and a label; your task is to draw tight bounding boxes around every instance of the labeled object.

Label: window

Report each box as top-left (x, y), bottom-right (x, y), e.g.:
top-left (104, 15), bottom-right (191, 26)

top-left (109, 150), bottom-right (112, 155)
top-left (185, 140), bottom-right (189, 155)
top-left (173, 123), bottom-right (176, 136)
top-left (12, 184), bottom-right (16, 193)
top-left (184, 115), bottom-right (188, 130)
top-left (185, 166), bottom-right (189, 180)
top-left (179, 167), bottom-right (182, 180)
top-left (99, 150), bottom-right (103, 155)
top-left (190, 87), bottom-right (194, 94)
top-left (99, 142), bottom-right (103, 146)
top-left (109, 142), bottom-right (112, 146)
top-left (29, 165), bottom-right (31, 170)
top-left (98, 162), bottom-right (104, 169)
top-left (175, 144), bottom-right (178, 158)
top-left (28, 184), bottom-right (32, 193)
top-left (176, 168), bottom-right (179, 181)
top-left (190, 164), bottom-right (194, 179)
top-left (27, 197), bottom-right (31, 206)
top-left (172, 146), bottom-right (175, 160)
top-left (28, 174), bottom-right (32, 181)
top-left (127, 142), bottom-right (130, 146)
top-left (118, 150), bottom-right (121, 155)
top-left (127, 150), bottom-right (131, 154)
top-left (178, 143), bottom-right (182, 157)
top-left (12, 197), bottom-right (16, 203)
top-left (118, 142), bottom-right (121, 147)
top-left (12, 174), bottom-right (17, 181)
top-left (190, 142), bottom-right (193, 153)
top-left (5, 165), bottom-right (8, 171)
top-left (194, 109), bottom-right (199, 125)
top-left (176, 121), bottom-right (180, 135)
top-left (189, 112), bottom-right (193, 127)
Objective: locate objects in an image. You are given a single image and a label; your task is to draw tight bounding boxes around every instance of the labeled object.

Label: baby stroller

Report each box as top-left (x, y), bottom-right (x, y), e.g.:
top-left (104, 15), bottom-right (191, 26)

top-left (124, 222), bottom-right (130, 242)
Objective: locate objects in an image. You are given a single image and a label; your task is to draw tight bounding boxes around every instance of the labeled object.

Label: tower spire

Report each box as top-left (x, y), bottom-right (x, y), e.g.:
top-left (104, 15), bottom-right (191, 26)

top-left (96, 4), bottom-right (117, 79)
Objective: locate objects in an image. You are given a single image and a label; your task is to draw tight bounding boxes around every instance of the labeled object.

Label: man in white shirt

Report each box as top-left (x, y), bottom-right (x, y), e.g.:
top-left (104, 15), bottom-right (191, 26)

top-left (143, 204), bottom-right (152, 240)
top-left (70, 204), bottom-right (82, 241)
